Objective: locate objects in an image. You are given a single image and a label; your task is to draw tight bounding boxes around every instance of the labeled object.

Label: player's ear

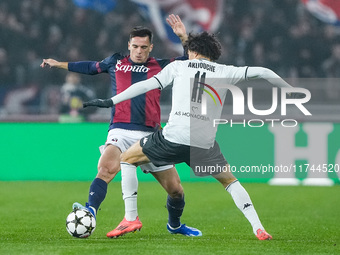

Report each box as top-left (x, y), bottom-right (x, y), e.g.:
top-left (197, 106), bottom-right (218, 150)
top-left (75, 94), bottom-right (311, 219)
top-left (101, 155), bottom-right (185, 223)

top-left (149, 44), bottom-right (153, 52)
top-left (128, 41), bottom-right (131, 50)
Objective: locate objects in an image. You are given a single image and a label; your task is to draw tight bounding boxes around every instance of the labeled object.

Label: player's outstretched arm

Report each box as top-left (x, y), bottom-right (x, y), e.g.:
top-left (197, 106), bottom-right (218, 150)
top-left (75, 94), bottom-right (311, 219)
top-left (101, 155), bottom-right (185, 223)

top-left (167, 14), bottom-right (188, 44)
top-left (83, 78), bottom-right (161, 108)
top-left (246, 67), bottom-right (306, 98)
top-left (83, 99), bottom-right (114, 108)
top-left (246, 67), bottom-right (292, 88)
top-left (40, 58), bottom-right (68, 70)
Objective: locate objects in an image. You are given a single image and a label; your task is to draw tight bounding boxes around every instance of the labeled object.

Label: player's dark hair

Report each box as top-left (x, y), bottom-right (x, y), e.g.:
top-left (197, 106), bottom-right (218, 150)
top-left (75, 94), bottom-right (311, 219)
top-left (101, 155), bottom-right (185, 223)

top-left (129, 26), bottom-right (153, 43)
top-left (185, 31), bottom-right (222, 61)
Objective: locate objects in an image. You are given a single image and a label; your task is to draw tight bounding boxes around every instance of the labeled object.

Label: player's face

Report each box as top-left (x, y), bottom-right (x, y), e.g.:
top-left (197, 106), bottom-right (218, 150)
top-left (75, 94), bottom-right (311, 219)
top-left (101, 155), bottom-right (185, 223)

top-left (128, 36), bottom-right (153, 63)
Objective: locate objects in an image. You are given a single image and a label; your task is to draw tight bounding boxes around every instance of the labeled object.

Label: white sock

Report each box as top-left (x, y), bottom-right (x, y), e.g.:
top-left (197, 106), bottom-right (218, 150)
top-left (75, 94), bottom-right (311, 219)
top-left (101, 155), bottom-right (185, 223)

top-left (226, 180), bottom-right (264, 235)
top-left (121, 162), bottom-right (138, 221)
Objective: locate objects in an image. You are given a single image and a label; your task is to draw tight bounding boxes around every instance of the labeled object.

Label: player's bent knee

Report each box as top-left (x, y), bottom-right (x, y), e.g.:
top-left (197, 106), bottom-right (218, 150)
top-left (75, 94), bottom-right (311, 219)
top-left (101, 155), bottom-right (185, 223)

top-left (120, 152), bottom-right (130, 163)
top-left (97, 163), bottom-right (120, 182)
top-left (167, 185), bottom-right (184, 199)
top-left (120, 152), bottom-right (139, 165)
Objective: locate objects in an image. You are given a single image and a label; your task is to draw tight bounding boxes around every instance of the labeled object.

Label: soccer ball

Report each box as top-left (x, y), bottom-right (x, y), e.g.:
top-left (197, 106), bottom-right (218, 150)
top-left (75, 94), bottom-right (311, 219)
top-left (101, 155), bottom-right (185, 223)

top-left (66, 209), bottom-right (96, 238)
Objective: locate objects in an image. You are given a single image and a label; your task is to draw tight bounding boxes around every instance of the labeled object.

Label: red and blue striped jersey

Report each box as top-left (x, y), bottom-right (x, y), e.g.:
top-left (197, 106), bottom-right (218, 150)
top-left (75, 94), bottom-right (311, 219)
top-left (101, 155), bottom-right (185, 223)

top-left (68, 53), bottom-right (186, 131)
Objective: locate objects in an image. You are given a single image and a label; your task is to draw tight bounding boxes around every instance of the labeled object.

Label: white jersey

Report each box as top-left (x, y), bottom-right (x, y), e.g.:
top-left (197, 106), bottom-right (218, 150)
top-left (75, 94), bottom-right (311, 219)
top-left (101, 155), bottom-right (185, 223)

top-left (154, 59), bottom-right (248, 149)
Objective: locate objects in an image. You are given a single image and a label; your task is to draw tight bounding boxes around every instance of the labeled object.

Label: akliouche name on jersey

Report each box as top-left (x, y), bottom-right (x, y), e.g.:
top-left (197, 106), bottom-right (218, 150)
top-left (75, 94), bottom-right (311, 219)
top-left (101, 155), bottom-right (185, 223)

top-left (187, 61), bottom-right (216, 72)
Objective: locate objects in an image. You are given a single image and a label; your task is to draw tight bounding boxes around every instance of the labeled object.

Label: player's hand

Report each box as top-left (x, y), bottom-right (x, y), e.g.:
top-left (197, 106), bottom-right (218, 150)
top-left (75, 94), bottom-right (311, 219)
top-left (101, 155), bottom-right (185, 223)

top-left (167, 14), bottom-right (188, 42)
top-left (40, 58), bottom-right (58, 68)
top-left (287, 92), bottom-right (306, 99)
top-left (40, 58), bottom-right (69, 69)
top-left (83, 99), bottom-right (114, 108)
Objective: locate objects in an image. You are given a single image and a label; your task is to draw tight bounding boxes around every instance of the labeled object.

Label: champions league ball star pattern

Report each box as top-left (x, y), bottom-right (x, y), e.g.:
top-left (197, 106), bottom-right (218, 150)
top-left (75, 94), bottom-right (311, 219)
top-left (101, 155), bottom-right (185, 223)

top-left (66, 209), bottom-right (96, 238)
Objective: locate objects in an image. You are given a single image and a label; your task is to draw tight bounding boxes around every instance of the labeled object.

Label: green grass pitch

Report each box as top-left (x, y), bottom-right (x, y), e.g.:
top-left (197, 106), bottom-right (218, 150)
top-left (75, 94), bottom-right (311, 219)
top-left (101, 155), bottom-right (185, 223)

top-left (0, 181), bottom-right (339, 255)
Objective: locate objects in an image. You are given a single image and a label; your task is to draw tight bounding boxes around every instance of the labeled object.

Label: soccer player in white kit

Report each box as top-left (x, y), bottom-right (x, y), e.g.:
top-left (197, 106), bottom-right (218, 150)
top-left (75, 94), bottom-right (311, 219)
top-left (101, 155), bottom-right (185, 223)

top-left (42, 15), bottom-right (205, 238)
top-left (84, 31), bottom-right (299, 240)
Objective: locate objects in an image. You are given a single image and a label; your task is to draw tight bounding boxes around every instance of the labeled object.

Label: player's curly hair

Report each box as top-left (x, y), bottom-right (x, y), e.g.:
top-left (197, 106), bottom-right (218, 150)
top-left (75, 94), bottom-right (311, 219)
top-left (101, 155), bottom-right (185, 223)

top-left (129, 26), bottom-right (153, 43)
top-left (185, 31), bottom-right (222, 61)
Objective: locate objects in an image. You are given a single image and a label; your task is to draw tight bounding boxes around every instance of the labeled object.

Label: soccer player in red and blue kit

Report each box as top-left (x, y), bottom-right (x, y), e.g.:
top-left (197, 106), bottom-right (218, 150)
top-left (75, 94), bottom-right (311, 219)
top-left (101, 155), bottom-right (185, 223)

top-left (41, 15), bottom-right (202, 238)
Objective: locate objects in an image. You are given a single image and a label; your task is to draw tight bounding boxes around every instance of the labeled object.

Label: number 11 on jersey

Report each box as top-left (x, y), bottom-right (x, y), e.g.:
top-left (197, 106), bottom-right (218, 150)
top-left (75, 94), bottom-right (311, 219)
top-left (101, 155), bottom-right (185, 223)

top-left (191, 71), bottom-right (207, 114)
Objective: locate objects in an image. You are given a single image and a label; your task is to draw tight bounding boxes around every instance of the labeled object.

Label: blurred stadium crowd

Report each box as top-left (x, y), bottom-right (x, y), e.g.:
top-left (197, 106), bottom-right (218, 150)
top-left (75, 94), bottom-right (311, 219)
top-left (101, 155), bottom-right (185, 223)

top-left (0, 0), bottom-right (339, 117)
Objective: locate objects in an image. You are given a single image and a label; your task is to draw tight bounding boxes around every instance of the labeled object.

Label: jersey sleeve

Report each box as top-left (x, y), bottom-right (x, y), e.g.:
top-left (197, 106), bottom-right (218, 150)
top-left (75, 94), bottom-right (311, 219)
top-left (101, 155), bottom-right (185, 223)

top-left (225, 65), bottom-right (249, 84)
top-left (67, 54), bottom-right (119, 75)
top-left (153, 61), bottom-right (179, 89)
top-left (111, 78), bottom-right (160, 105)
top-left (68, 61), bottom-right (100, 75)
top-left (97, 53), bottom-right (122, 73)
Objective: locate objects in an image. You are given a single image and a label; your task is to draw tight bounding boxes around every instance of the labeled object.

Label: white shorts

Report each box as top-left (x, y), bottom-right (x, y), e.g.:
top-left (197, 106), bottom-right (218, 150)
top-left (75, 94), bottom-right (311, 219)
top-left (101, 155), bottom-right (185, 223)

top-left (99, 128), bottom-right (173, 173)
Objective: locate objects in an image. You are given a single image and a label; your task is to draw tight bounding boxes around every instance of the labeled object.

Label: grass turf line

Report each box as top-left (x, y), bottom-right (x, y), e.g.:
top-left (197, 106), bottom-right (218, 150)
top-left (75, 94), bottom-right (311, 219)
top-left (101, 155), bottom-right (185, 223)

top-left (0, 181), bottom-right (339, 255)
